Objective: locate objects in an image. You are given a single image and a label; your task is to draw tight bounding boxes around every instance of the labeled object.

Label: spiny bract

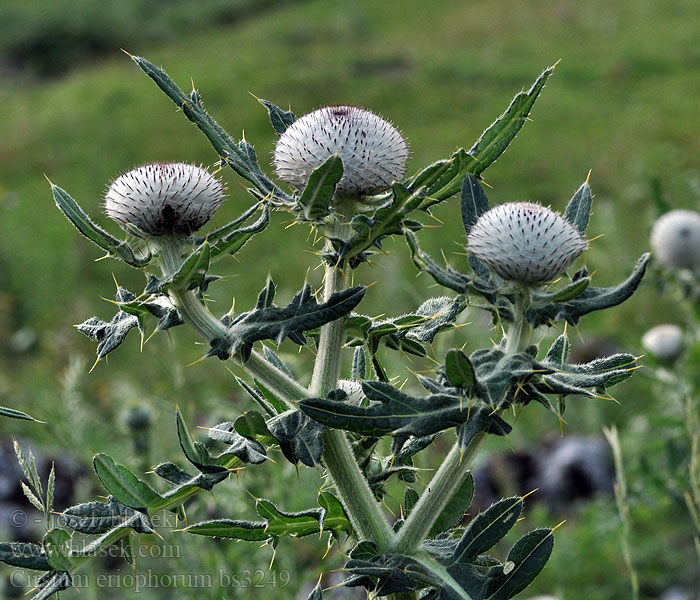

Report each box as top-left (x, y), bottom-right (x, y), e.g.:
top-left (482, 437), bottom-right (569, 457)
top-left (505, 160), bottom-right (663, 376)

top-left (650, 209), bottom-right (700, 271)
top-left (467, 202), bottom-right (588, 283)
top-left (273, 105), bottom-right (408, 198)
top-left (104, 163), bottom-right (225, 237)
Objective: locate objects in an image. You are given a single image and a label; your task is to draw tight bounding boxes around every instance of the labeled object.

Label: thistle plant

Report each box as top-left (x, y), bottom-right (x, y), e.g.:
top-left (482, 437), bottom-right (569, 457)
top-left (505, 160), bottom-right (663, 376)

top-left (0, 56), bottom-right (651, 600)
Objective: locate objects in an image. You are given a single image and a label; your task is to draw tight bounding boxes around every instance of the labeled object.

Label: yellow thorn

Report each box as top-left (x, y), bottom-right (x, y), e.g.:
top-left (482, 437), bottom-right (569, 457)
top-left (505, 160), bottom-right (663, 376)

top-left (552, 58), bottom-right (562, 69)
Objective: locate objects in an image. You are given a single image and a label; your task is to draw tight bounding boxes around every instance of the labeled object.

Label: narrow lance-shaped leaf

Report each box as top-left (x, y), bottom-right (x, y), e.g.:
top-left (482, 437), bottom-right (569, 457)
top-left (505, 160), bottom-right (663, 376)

top-left (185, 519), bottom-right (269, 541)
top-left (0, 406), bottom-right (43, 423)
top-left (564, 179), bottom-right (593, 235)
top-left (0, 542), bottom-right (51, 570)
top-left (31, 571), bottom-right (73, 600)
top-left (451, 497), bottom-right (523, 564)
top-left (483, 528), bottom-right (554, 599)
top-left (210, 204), bottom-right (270, 260)
top-left (131, 56), bottom-right (288, 203)
top-left (429, 473), bottom-right (475, 538)
top-left (461, 174), bottom-right (490, 235)
top-left (93, 453), bottom-right (161, 511)
top-left (164, 241), bottom-right (210, 292)
top-left (297, 154), bottom-right (344, 221)
top-left (51, 183), bottom-right (150, 267)
top-left (257, 97), bottom-right (296, 135)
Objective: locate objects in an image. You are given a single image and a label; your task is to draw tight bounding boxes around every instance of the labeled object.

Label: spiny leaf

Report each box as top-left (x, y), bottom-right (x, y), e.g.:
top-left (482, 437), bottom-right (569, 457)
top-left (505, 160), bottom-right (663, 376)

top-left (451, 497), bottom-right (523, 564)
top-left (297, 154), bottom-right (343, 221)
top-left (163, 241), bottom-right (210, 292)
top-left (461, 174), bottom-right (490, 235)
top-left (429, 473), bottom-right (475, 538)
top-left (93, 453), bottom-right (161, 511)
top-left (61, 497), bottom-right (154, 535)
top-left (256, 499), bottom-right (324, 538)
top-left (43, 529), bottom-right (74, 572)
top-left (267, 409), bottom-right (324, 467)
top-left (185, 519), bottom-right (269, 541)
top-left (444, 349), bottom-right (476, 390)
top-left (31, 571), bottom-right (73, 600)
top-left (132, 56), bottom-right (289, 204)
top-left (257, 98), bottom-right (296, 135)
top-left (483, 528), bottom-right (554, 599)
top-left (0, 542), bottom-right (51, 570)
top-left (0, 406), bottom-right (43, 422)
top-left (51, 183), bottom-right (150, 267)
top-left (564, 180), bottom-right (593, 235)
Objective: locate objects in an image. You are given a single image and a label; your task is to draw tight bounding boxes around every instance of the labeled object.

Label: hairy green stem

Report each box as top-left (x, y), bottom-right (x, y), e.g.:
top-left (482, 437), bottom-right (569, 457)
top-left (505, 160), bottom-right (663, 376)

top-left (160, 235), bottom-right (393, 549)
top-left (392, 433), bottom-right (486, 554)
top-left (311, 249), bottom-right (394, 550)
top-left (393, 288), bottom-right (533, 554)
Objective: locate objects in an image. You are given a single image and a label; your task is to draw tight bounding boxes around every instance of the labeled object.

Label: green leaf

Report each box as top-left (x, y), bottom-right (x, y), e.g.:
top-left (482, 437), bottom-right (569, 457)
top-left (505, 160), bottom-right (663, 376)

top-left (51, 182), bottom-right (150, 267)
top-left (318, 491), bottom-right (353, 538)
top-left (564, 179), bottom-right (593, 235)
top-left (257, 98), bottom-right (296, 135)
top-left (164, 241), bottom-right (211, 292)
top-left (185, 519), bottom-right (269, 541)
top-left (334, 182), bottom-right (424, 265)
top-left (0, 406), bottom-right (43, 422)
top-left (544, 334), bottom-right (570, 367)
top-left (406, 296), bottom-right (466, 343)
top-left (267, 409), bottom-right (325, 467)
top-left (234, 410), bottom-right (277, 445)
top-left (444, 349), bottom-right (476, 389)
top-left (528, 253), bottom-right (650, 327)
top-left (300, 380), bottom-right (499, 439)
top-left (256, 499), bottom-right (324, 538)
top-left (93, 453), bottom-right (161, 511)
top-left (208, 421), bottom-right (267, 465)
top-left (483, 528), bottom-right (554, 599)
top-left (209, 204), bottom-right (270, 260)
top-left (467, 65), bottom-right (555, 178)
top-left (132, 56), bottom-right (289, 204)
top-left (61, 497), bottom-right (154, 535)
top-left (215, 284), bottom-right (366, 361)
top-left (0, 542), bottom-right (51, 570)
top-left (297, 154), bottom-right (344, 221)
top-left (305, 582), bottom-right (323, 600)
top-left (451, 497), bottom-right (523, 564)
top-left (43, 529), bottom-right (74, 572)
top-left (76, 288), bottom-right (143, 361)
top-left (461, 174), bottom-right (490, 235)
top-left (429, 473), bottom-right (475, 538)
top-left (31, 571), bottom-right (73, 600)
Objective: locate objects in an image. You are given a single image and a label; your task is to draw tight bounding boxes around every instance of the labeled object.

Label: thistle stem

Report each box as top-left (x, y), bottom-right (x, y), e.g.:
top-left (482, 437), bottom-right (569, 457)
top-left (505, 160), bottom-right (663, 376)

top-left (311, 250), bottom-right (394, 550)
top-left (158, 237), bottom-right (306, 407)
top-left (159, 235), bottom-right (393, 549)
top-left (391, 432), bottom-right (486, 554)
top-left (392, 288), bottom-right (533, 553)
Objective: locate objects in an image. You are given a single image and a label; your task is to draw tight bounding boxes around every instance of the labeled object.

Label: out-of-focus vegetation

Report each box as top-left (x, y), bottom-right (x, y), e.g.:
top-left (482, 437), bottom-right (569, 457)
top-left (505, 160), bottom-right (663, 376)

top-left (1, 1), bottom-right (699, 598)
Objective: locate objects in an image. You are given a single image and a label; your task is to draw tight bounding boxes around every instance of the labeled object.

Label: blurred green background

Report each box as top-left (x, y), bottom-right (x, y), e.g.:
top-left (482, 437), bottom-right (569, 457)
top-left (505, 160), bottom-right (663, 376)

top-left (1, 0), bottom-right (699, 598)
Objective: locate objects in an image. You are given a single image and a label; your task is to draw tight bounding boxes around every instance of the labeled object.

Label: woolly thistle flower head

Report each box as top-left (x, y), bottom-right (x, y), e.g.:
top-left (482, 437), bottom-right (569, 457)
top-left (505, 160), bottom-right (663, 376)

top-left (104, 163), bottom-right (225, 237)
top-left (641, 323), bottom-right (684, 363)
top-left (273, 105), bottom-right (408, 199)
top-left (650, 209), bottom-right (700, 271)
top-left (467, 202), bottom-right (588, 283)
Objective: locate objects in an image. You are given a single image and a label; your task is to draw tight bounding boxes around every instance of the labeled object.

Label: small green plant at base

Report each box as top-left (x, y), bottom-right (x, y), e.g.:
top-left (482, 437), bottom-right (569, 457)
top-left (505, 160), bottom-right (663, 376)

top-left (1, 56), bottom-right (650, 600)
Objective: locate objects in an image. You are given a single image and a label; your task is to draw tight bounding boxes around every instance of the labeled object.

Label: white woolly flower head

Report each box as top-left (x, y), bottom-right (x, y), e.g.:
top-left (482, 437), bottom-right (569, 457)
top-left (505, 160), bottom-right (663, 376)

top-left (642, 323), bottom-right (684, 362)
top-left (650, 209), bottom-right (700, 271)
top-left (273, 105), bottom-right (408, 198)
top-left (104, 163), bottom-right (225, 237)
top-left (467, 202), bottom-right (588, 283)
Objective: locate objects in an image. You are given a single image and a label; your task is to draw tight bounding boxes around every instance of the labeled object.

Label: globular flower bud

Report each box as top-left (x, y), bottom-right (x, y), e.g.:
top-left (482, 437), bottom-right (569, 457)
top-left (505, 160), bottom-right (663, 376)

top-left (273, 105), bottom-right (408, 198)
top-left (641, 324), bottom-right (684, 363)
top-left (104, 163), bottom-right (225, 237)
top-left (467, 202), bottom-right (588, 283)
top-left (650, 209), bottom-right (700, 271)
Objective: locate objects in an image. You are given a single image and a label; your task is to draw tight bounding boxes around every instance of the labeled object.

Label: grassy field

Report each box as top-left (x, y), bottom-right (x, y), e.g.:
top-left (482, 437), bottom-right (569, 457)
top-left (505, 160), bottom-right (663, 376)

top-left (1, 1), bottom-right (699, 598)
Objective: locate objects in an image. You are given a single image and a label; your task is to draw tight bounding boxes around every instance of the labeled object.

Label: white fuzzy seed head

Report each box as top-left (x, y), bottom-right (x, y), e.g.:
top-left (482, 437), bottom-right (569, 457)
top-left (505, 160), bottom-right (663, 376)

top-left (650, 209), bottom-right (700, 271)
top-left (642, 324), bottom-right (684, 362)
top-left (104, 163), bottom-right (225, 237)
top-left (467, 202), bottom-right (588, 283)
top-left (273, 105), bottom-right (408, 198)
